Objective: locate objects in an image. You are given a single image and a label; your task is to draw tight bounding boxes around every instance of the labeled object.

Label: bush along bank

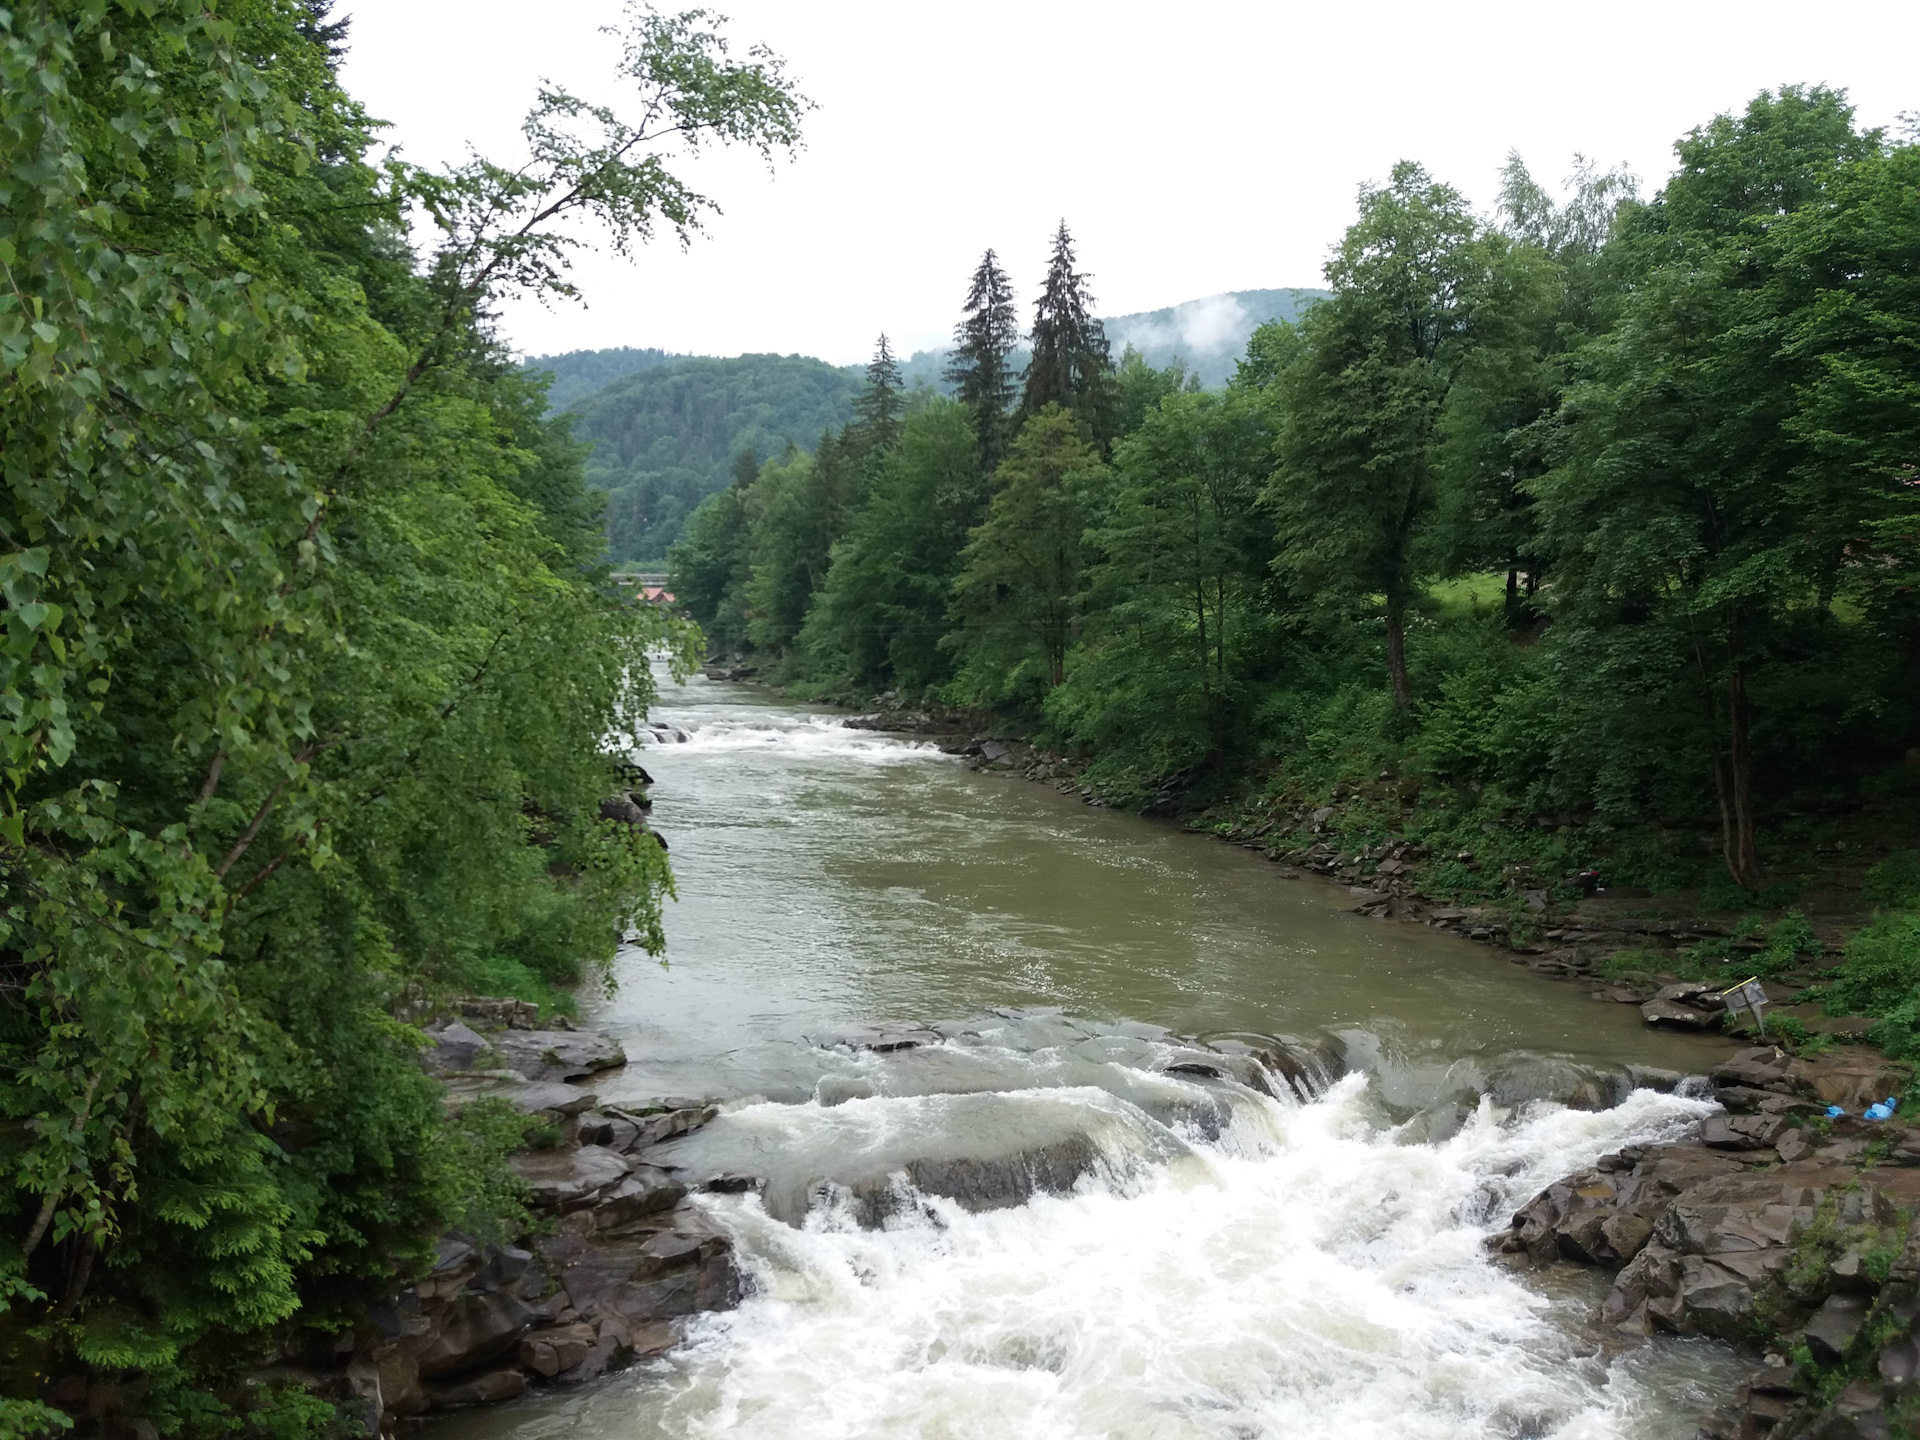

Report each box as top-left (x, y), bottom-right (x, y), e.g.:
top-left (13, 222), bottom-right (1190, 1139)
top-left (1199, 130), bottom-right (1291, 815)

top-left (43, 1002), bottom-right (742, 1439)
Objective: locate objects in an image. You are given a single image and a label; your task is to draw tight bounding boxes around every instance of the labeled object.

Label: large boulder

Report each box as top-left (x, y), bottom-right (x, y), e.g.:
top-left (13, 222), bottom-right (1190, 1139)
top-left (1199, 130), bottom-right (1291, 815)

top-left (1485, 1053), bottom-right (1628, 1112)
top-left (1642, 982), bottom-right (1726, 1030)
top-left (420, 1021), bottom-right (488, 1077)
top-left (413, 1291), bottom-right (534, 1379)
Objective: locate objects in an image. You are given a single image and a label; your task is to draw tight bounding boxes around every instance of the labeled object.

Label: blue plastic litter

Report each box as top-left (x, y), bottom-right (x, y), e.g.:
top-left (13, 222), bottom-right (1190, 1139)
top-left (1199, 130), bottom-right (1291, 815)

top-left (1865, 1097), bottom-right (1899, 1122)
top-left (1827, 1105), bottom-right (1847, 1118)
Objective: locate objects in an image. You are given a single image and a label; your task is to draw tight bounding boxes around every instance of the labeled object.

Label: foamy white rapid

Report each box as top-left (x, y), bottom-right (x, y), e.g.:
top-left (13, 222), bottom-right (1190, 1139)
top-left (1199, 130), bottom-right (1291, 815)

top-left (633, 710), bottom-right (952, 766)
top-left (488, 676), bottom-right (1746, 1440)
top-left (487, 1073), bottom-right (1733, 1440)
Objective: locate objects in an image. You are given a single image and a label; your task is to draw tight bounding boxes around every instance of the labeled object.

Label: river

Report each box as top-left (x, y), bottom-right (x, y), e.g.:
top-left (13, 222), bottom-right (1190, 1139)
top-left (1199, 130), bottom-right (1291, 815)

top-left (446, 673), bottom-right (1746, 1440)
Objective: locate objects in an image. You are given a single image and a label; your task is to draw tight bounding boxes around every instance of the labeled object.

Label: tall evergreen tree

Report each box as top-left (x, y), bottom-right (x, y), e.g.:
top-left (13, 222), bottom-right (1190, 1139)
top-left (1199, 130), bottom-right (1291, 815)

top-left (945, 249), bottom-right (1020, 470)
top-left (1020, 222), bottom-right (1113, 439)
top-left (853, 333), bottom-right (905, 454)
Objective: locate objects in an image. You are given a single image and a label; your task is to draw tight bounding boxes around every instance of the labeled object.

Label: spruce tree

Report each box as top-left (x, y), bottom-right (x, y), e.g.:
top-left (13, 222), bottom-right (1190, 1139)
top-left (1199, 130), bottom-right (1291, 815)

top-left (1019, 221), bottom-right (1113, 439)
top-left (852, 333), bottom-right (905, 454)
top-left (944, 249), bottom-right (1020, 470)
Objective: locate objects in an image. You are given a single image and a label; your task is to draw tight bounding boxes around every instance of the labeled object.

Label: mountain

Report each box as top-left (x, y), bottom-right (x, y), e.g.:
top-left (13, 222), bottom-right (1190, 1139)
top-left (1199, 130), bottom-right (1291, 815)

top-left (529, 287), bottom-right (1327, 562)
top-left (560, 353), bottom-right (861, 564)
top-left (525, 345), bottom-right (683, 413)
top-left (897, 286), bottom-right (1328, 392)
top-left (1104, 288), bottom-right (1326, 386)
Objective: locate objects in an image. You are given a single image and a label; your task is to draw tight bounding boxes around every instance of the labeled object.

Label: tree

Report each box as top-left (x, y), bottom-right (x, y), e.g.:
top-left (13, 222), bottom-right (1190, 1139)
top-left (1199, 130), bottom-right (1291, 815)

top-left (1054, 387), bottom-right (1278, 770)
top-left (1433, 152), bottom-right (1637, 625)
top-left (669, 448), bottom-right (760, 654)
top-left (852, 333), bottom-right (905, 454)
top-left (801, 399), bottom-right (987, 691)
top-left (1111, 346), bottom-right (1197, 440)
top-left (948, 407), bottom-right (1104, 698)
top-left (945, 250), bottom-right (1021, 471)
top-left (1266, 162), bottom-right (1510, 709)
top-left (1020, 222), bottom-right (1113, 439)
top-left (0, 1), bottom-right (801, 1419)
top-left (1537, 86), bottom-right (1883, 888)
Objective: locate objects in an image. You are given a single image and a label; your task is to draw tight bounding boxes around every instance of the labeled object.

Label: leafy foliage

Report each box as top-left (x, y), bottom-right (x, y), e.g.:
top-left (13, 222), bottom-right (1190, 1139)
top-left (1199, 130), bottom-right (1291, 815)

top-left (568, 353), bottom-right (860, 562)
top-left (0, 0), bottom-right (800, 1421)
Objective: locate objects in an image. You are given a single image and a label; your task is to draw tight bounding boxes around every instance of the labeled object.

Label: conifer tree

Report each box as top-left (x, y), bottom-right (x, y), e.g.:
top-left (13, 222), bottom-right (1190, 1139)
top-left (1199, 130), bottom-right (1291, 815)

top-left (1020, 222), bottom-right (1113, 439)
top-left (853, 333), bottom-right (905, 454)
top-left (945, 249), bottom-right (1020, 470)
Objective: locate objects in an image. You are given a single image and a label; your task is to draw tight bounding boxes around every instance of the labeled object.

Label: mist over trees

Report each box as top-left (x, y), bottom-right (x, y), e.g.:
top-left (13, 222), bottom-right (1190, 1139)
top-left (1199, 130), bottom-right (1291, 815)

top-left (671, 86), bottom-right (1920, 901)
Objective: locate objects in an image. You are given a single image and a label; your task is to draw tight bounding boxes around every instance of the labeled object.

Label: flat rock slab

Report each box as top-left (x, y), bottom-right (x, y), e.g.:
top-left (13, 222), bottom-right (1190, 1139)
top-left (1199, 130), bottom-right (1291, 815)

top-left (489, 1029), bottom-right (627, 1083)
top-left (511, 1145), bottom-right (631, 1209)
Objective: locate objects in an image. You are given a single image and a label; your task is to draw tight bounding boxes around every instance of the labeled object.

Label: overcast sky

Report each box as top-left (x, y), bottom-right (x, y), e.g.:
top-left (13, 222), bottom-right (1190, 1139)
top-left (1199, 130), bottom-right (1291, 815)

top-left (338, 1), bottom-right (1919, 366)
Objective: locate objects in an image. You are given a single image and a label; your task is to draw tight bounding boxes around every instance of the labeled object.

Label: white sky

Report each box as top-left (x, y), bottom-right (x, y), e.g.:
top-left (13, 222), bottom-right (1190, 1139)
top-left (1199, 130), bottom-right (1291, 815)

top-left (338, 1), bottom-right (1919, 366)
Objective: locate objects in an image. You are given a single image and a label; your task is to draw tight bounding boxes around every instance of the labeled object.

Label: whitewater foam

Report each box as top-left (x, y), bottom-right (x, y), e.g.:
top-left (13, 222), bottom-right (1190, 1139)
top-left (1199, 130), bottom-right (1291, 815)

top-left (499, 1077), bottom-right (1730, 1440)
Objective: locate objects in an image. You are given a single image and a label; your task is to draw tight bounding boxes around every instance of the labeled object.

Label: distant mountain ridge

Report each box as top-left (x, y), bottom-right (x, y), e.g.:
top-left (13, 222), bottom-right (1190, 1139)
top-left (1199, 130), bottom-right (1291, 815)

top-left (522, 286), bottom-right (1326, 562)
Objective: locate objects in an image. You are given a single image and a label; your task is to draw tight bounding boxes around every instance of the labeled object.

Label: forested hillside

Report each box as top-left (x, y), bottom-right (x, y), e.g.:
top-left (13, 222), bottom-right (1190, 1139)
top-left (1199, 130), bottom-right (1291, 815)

top-left (546, 288), bottom-right (1325, 564)
top-left (523, 345), bottom-right (683, 412)
top-left (673, 93), bottom-right (1920, 1015)
top-left (563, 354), bottom-right (862, 562)
top-left (0, 3), bottom-right (804, 1432)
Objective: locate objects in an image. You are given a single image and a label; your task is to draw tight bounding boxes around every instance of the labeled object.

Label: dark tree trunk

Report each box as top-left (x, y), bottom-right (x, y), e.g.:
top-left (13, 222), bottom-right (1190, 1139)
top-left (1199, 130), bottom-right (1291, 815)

top-left (1725, 660), bottom-right (1762, 888)
top-left (1385, 604), bottom-right (1411, 710)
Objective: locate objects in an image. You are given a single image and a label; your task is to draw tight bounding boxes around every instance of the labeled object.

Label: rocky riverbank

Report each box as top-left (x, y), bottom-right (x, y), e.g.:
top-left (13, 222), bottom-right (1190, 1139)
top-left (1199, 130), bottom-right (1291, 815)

top-left (225, 1002), bottom-right (741, 1435)
top-left (1490, 1043), bottom-right (1920, 1438)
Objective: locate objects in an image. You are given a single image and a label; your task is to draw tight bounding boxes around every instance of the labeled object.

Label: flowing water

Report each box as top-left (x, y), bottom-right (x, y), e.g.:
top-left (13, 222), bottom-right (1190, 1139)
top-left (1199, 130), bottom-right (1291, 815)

top-left (446, 674), bottom-right (1747, 1440)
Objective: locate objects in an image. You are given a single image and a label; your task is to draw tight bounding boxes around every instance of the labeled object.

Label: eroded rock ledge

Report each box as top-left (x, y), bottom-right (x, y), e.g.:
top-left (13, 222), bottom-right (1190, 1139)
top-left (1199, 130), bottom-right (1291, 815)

top-left (1488, 1045), bottom-right (1920, 1439)
top-left (253, 1004), bottom-right (740, 1434)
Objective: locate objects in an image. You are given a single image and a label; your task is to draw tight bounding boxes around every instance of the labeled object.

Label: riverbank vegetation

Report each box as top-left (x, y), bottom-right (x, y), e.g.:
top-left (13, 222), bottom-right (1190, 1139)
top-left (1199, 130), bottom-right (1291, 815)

top-left (671, 87), bottom-right (1920, 1049)
top-left (0, 3), bottom-right (804, 1432)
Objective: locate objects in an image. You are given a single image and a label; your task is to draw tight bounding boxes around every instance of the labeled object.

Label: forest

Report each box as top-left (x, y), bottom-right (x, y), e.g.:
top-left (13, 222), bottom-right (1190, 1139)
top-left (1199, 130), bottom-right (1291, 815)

top-left (0, 2), bottom-right (803, 1432)
top-left (567, 353), bottom-right (863, 563)
top-left (671, 88), bottom-right (1920, 1033)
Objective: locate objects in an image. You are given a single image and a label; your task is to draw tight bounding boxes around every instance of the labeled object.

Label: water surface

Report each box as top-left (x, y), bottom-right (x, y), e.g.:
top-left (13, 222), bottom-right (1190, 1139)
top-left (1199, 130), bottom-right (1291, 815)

top-left (444, 675), bottom-right (1742, 1440)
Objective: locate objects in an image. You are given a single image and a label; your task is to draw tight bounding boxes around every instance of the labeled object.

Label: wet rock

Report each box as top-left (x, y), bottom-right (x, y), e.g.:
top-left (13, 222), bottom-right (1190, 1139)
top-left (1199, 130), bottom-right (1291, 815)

top-left (598, 792), bottom-right (650, 826)
top-left (488, 1029), bottom-right (627, 1083)
top-left (491, 1081), bottom-right (598, 1118)
top-left (1803, 1294), bottom-right (1870, 1364)
top-left (815, 1076), bottom-right (877, 1107)
top-left (575, 1111), bottom-right (641, 1151)
top-left (837, 1135), bottom-right (1103, 1226)
top-left (1641, 982), bottom-right (1725, 1030)
top-left (1199, 1032), bottom-right (1348, 1101)
top-left (616, 1103), bottom-right (719, 1148)
top-left (535, 1202), bottom-right (740, 1335)
top-left (1700, 1113), bottom-right (1790, 1150)
top-left (509, 1145), bottom-right (630, 1212)
top-left (413, 1291), bottom-right (533, 1379)
top-left (518, 1322), bottom-right (595, 1378)
top-left (591, 1164), bottom-right (686, 1226)
top-left (864, 1030), bottom-right (942, 1052)
top-left (426, 1370), bottom-right (527, 1407)
top-left (1157, 1047), bottom-right (1276, 1097)
top-left (1484, 1053), bottom-right (1627, 1112)
top-left (420, 1021), bottom-right (488, 1076)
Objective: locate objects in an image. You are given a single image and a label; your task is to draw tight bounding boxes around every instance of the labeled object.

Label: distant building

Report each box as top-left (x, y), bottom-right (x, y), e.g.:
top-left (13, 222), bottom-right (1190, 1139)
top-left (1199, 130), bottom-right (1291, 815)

top-left (613, 571), bottom-right (675, 606)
